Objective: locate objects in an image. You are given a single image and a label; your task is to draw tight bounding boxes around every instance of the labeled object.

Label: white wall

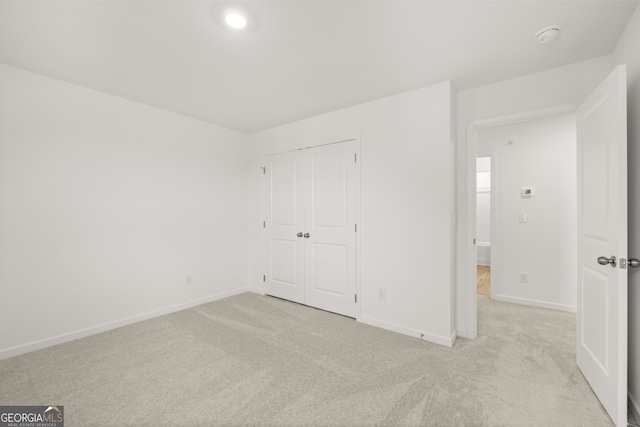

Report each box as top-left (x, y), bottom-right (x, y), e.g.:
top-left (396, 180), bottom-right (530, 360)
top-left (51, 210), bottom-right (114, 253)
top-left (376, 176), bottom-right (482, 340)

top-left (476, 193), bottom-right (490, 243)
top-left (612, 3), bottom-right (640, 419)
top-left (476, 157), bottom-right (491, 266)
top-left (477, 114), bottom-right (577, 310)
top-left (0, 63), bottom-right (249, 359)
top-left (456, 55), bottom-right (613, 337)
top-left (476, 157), bottom-right (491, 244)
top-left (475, 194), bottom-right (490, 243)
top-left (359, 83), bottom-right (454, 344)
top-left (248, 82), bottom-right (455, 345)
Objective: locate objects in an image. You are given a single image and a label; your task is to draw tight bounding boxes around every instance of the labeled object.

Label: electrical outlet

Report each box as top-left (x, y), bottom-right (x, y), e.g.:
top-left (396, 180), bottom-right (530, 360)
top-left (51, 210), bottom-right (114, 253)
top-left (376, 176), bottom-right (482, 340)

top-left (519, 273), bottom-right (528, 284)
top-left (186, 275), bottom-right (193, 286)
top-left (377, 288), bottom-right (386, 300)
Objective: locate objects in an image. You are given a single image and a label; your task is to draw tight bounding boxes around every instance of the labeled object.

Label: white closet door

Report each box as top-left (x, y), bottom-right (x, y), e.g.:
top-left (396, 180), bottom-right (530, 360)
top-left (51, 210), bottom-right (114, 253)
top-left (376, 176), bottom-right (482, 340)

top-left (264, 151), bottom-right (305, 304)
top-left (304, 142), bottom-right (357, 318)
top-left (264, 140), bottom-right (357, 318)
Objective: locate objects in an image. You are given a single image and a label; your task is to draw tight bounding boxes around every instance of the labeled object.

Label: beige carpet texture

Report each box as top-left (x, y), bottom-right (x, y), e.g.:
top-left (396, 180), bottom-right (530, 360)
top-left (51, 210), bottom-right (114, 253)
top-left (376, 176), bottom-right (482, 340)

top-left (0, 293), bottom-right (614, 426)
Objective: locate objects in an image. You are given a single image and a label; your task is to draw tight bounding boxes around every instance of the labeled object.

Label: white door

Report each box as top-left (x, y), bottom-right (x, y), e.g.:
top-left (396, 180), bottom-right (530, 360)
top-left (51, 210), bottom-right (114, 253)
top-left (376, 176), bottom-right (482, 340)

top-left (576, 65), bottom-right (628, 427)
top-left (304, 143), bottom-right (357, 317)
top-left (264, 141), bottom-right (358, 318)
top-left (264, 151), bottom-right (305, 304)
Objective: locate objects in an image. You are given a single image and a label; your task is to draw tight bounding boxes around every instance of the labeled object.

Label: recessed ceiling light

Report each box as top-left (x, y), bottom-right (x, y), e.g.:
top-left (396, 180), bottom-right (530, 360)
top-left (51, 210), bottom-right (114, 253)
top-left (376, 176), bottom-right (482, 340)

top-left (225, 12), bottom-right (247, 29)
top-left (535, 25), bottom-right (561, 44)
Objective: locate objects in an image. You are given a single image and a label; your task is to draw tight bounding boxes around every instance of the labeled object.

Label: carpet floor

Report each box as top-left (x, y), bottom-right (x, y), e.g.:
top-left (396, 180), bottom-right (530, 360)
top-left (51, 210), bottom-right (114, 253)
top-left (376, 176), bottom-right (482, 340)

top-left (0, 293), bottom-right (613, 426)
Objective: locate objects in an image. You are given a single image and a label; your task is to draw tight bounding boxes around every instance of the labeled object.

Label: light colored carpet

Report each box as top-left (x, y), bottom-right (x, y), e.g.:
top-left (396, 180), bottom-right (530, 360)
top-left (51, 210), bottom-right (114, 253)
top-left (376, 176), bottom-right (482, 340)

top-left (0, 293), bottom-right (613, 426)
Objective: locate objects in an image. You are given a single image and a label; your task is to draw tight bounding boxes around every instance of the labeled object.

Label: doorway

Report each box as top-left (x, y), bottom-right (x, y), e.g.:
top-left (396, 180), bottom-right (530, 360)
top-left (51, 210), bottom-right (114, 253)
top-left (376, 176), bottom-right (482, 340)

top-left (464, 67), bottom-right (629, 427)
top-left (465, 105), bottom-right (579, 339)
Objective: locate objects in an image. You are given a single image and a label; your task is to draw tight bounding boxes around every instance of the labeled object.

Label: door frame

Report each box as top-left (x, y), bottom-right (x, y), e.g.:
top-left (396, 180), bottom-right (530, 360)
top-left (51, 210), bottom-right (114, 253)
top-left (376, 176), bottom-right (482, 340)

top-left (261, 137), bottom-right (362, 320)
top-left (463, 104), bottom-right (577, 338)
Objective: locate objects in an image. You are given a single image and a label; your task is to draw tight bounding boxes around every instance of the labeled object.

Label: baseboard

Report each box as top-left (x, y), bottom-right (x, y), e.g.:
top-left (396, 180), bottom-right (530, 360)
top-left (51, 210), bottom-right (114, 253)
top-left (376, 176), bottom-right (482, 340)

top-left (358, 315), bottom-right (456, 347)
top-left (247, 286), bottom-right (265, 295)
top-left (477, 259), bottom-right (491, 266)
top-left (492, 294), bottom-right (576, 313)
top-left (630, 391), bottom-right (640, 425)
top-left (0, 287), bottom-right (248, 361)
top-left (449, 330), bottom-right (458, 346)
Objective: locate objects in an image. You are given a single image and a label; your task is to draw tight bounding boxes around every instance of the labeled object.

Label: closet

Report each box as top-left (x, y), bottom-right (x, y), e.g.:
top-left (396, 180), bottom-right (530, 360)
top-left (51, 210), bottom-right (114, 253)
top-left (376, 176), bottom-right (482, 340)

top-left (264, 140), bottom-right (357, 317)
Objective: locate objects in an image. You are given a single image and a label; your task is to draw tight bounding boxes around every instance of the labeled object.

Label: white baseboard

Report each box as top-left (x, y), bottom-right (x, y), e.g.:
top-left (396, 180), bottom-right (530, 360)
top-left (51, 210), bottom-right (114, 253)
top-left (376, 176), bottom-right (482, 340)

top-left (477, 259), bottom-right (491, 266)
top-left (449, 330), bottom-right (458, 346)
top-left (358, 315), bottom-right (456, 347)
top-left (630, 392), bottom-right (640, 425)
top-left (247, 287), bottom-right (265, 295)
top-left (0, 287), bottom-right (248, 361)
top-left (493, 294), bottom-right (576, 313)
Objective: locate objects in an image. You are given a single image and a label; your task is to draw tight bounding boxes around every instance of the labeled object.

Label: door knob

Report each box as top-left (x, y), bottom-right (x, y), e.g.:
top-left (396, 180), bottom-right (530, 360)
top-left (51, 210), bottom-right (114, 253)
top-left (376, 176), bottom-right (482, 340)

top-left (304, 233), bottom-right (310, 238)
top-left (597, 256), bottom-right (617, 267)
top-left (297, 232), bottom-right (303, 238)
top-left (629, 258), bottom-right (640, 268)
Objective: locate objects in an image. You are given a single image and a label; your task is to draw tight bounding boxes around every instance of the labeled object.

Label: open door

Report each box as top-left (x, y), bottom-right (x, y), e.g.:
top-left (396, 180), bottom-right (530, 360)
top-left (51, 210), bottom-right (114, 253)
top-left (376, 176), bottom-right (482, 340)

top-left (576, 65), bottom-right (628, 426)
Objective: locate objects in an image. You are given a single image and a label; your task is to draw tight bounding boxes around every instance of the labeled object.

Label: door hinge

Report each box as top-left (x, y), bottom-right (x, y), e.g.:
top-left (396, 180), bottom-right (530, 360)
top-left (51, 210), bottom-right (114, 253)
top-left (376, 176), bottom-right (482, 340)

top-left (263, 275), bottom-right (266, 282)
top-left (355, 294), bottom-right (357, 303)
top-left (261, 166), bottom-right (266, 174)
top-left (354, 153), bottom-right (357, 162)
top-left (473, 238), bottom-right (476, 245)
top-left (355, 224), bottom-right (357, 233)
top-left (263, 220), bottom-right (266, 228)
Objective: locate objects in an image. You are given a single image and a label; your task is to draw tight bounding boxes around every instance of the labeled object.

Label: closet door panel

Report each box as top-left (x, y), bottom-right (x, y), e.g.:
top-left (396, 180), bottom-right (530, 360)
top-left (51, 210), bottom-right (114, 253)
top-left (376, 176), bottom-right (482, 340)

top-left (264, 153), bottom-right (305, 304)
top-left (305, 142), bottom-right (357, 317)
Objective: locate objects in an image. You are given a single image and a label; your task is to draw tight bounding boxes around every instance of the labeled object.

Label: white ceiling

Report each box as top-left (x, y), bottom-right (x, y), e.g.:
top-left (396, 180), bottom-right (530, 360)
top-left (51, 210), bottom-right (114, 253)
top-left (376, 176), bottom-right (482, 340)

top-left (0, 1), bottom-right (637, 133)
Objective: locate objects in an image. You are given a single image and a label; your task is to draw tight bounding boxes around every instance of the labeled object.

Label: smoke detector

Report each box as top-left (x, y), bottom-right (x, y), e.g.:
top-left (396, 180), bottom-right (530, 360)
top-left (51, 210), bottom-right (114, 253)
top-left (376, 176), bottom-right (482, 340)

top-left (535, 25), bottom-right (561, 44)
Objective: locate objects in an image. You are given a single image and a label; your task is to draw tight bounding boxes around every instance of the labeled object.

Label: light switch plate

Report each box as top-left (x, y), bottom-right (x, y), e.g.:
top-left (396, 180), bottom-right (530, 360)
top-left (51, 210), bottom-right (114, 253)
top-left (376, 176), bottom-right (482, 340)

top-left (521, 187), bottom-right (535, 198)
